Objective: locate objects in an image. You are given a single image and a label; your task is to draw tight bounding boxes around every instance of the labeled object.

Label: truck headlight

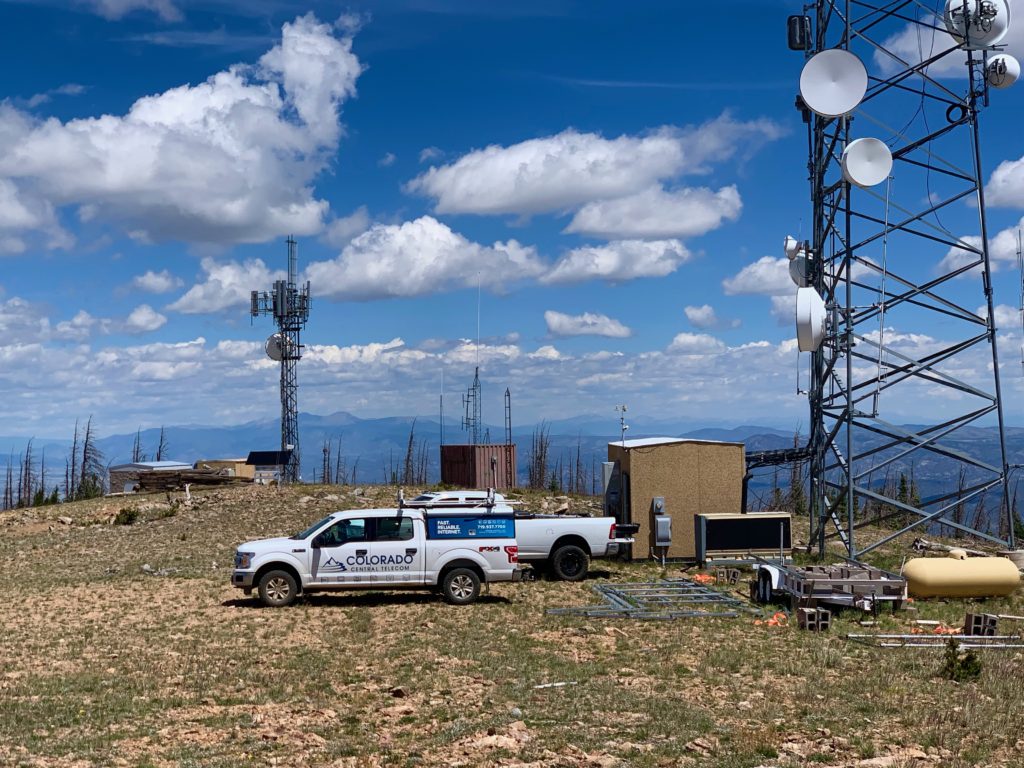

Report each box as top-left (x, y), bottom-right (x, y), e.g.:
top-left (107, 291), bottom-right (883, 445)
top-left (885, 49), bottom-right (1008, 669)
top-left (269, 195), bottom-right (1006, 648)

top-left (235, 552), bottom-right (255, 569)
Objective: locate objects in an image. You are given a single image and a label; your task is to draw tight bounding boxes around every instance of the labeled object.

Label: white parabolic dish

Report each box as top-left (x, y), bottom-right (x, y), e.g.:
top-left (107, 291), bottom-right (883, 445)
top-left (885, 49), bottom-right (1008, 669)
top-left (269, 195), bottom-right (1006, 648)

top-left (842, 138), bottom-right (893, 188)
top-left (799, 49), bottom-right (868, 117)
top-left (795, 287), bottom-right (827, 352)
top-left (944, 0), bottom-right (1010, 49)
top-left (987, 54), bottom-right (1021, 88)
top-left (784, 235), bottom-right (801, 259)
top-left (266, 333), bottom-right (285, 361)
top-left (789, 253), bottom-right (809, 287)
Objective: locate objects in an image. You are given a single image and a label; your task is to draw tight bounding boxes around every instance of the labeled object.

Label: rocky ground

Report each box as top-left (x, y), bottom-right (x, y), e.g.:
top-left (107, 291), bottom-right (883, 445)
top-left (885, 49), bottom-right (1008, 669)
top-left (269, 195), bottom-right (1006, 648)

top-left (2, 483), bottom-right (1024, 767)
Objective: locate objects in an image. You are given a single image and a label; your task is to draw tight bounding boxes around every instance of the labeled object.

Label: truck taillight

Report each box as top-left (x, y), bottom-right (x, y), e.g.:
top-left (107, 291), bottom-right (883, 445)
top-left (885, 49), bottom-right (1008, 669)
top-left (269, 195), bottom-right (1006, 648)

top-left (504, 545), bottom-right (518, 563)
top-left (609, 522), bottom-right (617, 539)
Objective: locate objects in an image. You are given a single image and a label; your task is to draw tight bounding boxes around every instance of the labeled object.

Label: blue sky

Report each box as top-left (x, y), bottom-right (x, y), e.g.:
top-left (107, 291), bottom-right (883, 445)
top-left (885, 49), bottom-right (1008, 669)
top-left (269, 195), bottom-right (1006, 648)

top-left (0, 0), bottom-right (1022, 438)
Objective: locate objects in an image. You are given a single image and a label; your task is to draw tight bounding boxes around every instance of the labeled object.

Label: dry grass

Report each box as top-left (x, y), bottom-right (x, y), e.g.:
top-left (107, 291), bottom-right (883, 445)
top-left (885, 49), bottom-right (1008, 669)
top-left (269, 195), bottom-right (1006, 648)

top-left (2, 484), bottom-right (1024, 767)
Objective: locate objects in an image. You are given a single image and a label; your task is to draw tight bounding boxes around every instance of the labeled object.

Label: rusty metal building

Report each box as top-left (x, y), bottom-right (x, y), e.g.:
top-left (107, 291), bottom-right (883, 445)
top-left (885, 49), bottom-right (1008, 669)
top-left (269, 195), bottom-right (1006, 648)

top-left (440, 444), bottom-right (517, 490)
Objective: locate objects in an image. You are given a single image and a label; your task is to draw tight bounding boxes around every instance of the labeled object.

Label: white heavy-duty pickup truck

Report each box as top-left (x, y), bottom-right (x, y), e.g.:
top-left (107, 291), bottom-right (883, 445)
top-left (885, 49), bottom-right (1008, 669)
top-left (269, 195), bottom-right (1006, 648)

top-left (408, 491), bottom-right (637, 582)
top-left (232, 507), bottom-right (523, 607)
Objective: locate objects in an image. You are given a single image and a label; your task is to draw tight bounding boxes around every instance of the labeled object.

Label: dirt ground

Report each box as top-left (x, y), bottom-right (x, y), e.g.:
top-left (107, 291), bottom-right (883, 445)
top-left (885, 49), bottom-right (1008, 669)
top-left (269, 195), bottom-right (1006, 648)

top-left (2, 483), bottom-right (1024, 767)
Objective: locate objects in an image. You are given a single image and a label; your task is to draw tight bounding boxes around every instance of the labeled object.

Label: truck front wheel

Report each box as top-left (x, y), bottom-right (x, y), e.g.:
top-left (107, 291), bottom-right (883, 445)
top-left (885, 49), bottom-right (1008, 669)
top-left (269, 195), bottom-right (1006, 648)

top-left (441, 568), bottom-right (481, 605)
top-left (550, 545), bottom-right (589, 582)
top-left (258, 569), bottom-right (298, 607)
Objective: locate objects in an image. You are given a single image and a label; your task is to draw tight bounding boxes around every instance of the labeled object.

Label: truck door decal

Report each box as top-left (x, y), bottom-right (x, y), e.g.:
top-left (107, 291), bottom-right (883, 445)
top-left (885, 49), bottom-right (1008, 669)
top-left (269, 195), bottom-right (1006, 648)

top-left (427, 516), bottom-right (515, 539)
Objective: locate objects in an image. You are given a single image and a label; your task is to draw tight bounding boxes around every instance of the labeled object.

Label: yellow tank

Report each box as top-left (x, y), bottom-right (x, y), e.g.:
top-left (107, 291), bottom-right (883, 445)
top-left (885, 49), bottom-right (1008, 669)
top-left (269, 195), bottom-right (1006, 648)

top-left (904, 556), bottom-right (1021, 598)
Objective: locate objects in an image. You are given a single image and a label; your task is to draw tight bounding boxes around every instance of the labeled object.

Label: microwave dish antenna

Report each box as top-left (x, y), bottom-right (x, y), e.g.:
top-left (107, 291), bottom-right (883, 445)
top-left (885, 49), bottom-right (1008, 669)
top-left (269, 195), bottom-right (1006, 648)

top-left (789, 252), bottom-right (810, 287)
top-left (842, 138), bottom-right (893, 188)
top-left (784, 235), bottom-right (801, 259)
top-left (944, 0), bottom-right (1010, 49)
top-left (986, 54), bottom-right (1021, 88)
top-left (795, 287), bottom-right (827, 352)
top-left (265, 333), bottom-right (286, 362)
top-left (799, 49), bottom-right (868, 117)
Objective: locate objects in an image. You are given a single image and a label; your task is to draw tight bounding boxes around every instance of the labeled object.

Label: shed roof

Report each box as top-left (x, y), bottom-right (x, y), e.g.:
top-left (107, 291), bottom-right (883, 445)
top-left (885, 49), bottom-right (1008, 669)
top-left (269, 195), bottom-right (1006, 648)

top-left (610, 436), bottom-right (741, 449)
top-left (245, 450), bottom-right (293, 466)
top-left (109, 460), bottom-right (192, 472)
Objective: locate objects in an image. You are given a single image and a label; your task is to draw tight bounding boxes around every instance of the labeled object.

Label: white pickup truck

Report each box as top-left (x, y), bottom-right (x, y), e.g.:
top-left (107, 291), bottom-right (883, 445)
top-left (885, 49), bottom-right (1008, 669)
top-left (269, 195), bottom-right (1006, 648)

top-left (232, 507), bottom-right (523, 607)
top-left (407, 491), bottom-right (637, 582)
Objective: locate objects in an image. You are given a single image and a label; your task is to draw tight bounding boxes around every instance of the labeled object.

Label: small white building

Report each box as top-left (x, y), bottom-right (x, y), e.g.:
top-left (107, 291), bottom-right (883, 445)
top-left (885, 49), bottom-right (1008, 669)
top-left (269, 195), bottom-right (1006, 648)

top-left (108, 460), bottom-right (192, 494)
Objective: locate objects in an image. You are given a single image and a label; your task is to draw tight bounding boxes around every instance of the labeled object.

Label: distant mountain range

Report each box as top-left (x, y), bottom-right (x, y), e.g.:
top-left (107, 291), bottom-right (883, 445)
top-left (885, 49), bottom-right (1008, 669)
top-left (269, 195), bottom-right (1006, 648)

top-left (1, 412), bottom-right (1021, 506)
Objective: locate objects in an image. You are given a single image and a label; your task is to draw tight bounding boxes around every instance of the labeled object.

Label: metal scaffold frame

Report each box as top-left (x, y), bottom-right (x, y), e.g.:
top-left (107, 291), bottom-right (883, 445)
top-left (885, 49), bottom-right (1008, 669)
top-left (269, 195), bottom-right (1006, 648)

top-left (803, 0), bottom-right (1013, 557)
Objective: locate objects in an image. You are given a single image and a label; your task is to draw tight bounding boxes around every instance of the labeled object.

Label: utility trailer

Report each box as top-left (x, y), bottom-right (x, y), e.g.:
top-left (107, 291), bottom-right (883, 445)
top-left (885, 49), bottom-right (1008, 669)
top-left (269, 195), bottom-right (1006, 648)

top-left (752, 558), bottom-right (907, 612)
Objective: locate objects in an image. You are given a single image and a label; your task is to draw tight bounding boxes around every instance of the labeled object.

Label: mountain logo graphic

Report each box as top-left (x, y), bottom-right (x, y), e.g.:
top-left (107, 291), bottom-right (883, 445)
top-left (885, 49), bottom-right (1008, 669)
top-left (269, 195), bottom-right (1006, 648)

top-left (321, 557), bottom-right (347, 572)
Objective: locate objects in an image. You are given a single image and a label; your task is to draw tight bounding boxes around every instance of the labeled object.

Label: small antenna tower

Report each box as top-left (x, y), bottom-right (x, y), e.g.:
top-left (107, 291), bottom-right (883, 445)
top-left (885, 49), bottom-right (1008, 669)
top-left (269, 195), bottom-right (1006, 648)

top-left (461, 276), bottom-right (484, 445)
top-left (462, 367), bottom-right (481, 445)
top-left (504, 388), bottom-right (515, 487)
top-left (616, 404), bottom-right (628, 447)
top-left (250, 236), bottom-right (311, 483)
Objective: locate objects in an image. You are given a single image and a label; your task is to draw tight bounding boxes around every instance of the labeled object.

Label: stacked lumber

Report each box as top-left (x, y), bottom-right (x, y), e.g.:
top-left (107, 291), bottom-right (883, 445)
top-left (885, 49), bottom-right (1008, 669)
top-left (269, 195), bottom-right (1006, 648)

top-left (137, 470), bottom-right (252, 492)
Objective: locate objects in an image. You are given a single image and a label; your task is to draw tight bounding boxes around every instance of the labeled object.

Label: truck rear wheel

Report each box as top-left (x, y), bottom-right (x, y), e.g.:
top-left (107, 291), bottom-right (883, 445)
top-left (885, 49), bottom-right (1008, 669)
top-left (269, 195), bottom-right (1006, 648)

top-left (258, 569), bottom-right (298, 607)
top-left (441, 568), bottom-right (481, 605)
top-left (550, 545), bottom-right (589, 582)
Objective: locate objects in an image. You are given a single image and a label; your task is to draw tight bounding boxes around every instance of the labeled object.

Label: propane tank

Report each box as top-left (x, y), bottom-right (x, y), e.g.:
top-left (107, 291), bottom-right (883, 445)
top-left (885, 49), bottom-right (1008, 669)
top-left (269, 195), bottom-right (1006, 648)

top-left (903, 556), bottom-right (1021, 599)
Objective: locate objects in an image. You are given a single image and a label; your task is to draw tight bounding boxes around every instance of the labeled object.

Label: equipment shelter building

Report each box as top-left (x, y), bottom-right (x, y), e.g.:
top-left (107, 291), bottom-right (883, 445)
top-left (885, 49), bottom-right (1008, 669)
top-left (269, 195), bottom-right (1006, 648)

top-left (607, 437), bottom-right (745, 561)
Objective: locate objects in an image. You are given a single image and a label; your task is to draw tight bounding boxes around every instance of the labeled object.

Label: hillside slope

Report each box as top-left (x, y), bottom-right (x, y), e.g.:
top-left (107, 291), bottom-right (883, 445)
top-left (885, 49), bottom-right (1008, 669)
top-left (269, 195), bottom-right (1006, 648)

top-left (2, 485), bottom-right (1024, 766)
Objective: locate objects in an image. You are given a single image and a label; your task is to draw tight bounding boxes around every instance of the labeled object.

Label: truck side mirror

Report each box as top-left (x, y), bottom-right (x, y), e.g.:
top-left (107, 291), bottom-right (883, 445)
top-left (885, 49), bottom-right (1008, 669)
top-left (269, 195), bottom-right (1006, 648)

top-left (312, 534), bottom-right (325, 549)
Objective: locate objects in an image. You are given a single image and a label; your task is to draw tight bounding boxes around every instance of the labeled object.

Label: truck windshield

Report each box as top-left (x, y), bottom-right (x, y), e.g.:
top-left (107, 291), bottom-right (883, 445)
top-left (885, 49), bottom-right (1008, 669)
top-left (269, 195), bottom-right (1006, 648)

top-left (291, 515), bottom-right (335, 540)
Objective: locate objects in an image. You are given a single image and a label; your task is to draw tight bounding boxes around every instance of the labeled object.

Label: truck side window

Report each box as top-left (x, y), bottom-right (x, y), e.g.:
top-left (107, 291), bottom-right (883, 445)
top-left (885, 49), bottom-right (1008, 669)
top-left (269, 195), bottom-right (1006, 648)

top-left (320, 518), bottom-right (368, 546)
top-left (374, 517), bottom-right (414, 542)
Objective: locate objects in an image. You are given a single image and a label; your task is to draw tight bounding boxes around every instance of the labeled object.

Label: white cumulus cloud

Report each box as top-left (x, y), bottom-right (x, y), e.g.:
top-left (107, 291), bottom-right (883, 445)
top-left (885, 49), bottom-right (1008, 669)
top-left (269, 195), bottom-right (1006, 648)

top-left (667, 332), bottom-right (726, 354)
top-left (406, 114), bottom-right (783, 216)
top-left (306, 216), bottom-right (546, 301)
top-left (685, 304), bottom-right (739, 330)
top-left (529, 345), bottom-right (563, 361)
top-left (542, 239), bottom-right (691, 285)
top-left (168, 257), bottom-right (284, 314)
top-left (722, 256), bottom-right (793, 296)
top-left (321, 206), bottom-right (370, 248)
top-left (0, 14), bottom-right (362, 247)
top-left (544, 310), bottom-right (632, 338)
top-left (978, 303), bottom-right (1022, 329)
top-left (132, 269), bottom-right (184, 294)
top-left (565, 184), bottom-right (742, 239)
top-left (124, 304), bottom-right (167, 333)
top-left (986, 159), bottom-right (1024, 208)
top-left (939, 220), bottom-right (1024, 273)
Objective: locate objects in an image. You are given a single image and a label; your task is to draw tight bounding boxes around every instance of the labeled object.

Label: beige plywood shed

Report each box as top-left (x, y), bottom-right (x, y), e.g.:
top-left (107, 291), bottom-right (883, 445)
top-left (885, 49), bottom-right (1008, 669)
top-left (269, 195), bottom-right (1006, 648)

top-left (607, 437), bottom-right (745, 561)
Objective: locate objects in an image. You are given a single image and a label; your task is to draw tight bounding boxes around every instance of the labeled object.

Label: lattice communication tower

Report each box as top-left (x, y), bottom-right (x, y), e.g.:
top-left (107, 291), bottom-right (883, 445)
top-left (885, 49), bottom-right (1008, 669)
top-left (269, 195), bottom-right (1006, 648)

top-left (251, 237), bottom-right (311, 483)
top-left (789, 0), bottom-right (1017, 556)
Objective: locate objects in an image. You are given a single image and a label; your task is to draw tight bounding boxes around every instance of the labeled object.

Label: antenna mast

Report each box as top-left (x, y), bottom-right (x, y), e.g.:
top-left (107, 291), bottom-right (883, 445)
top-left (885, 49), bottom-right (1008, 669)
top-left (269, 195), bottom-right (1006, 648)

top-left (795, 0), bottom-right (1015, 556)
top-left (504, 387), bottom-right (515, 487)
top-left (250, 236), bottom-right (311, 483)
top-left (1018, 229), bottom-right (1023, 373)
top-left (462, 368), bottom-right (481, 445)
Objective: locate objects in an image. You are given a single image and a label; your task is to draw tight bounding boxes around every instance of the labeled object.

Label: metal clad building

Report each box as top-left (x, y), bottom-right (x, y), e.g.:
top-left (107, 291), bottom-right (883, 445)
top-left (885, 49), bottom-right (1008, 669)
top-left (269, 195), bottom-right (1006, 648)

top-left (440, 444), bottom-right (517, 490)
